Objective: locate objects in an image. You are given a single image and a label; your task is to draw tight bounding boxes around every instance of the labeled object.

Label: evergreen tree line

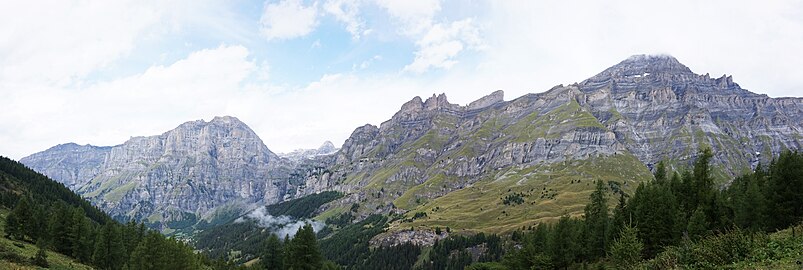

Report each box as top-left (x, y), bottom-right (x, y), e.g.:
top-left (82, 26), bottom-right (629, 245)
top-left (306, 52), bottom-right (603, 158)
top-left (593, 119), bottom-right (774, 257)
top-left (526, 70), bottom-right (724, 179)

top-left (0, 156), bottom-right (212, 269)
top-left (501, 149), bottom-right (803, 269)
top-left (417, 233), bottom-right (504, 270)
top-left (258, 223), bottom-right (340, 270)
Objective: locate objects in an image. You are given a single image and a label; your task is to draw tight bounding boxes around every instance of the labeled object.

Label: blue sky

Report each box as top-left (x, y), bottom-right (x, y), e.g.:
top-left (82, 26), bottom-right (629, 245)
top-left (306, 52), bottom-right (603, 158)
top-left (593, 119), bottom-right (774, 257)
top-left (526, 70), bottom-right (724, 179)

top-left (1, 0), bottom-right (802, 159)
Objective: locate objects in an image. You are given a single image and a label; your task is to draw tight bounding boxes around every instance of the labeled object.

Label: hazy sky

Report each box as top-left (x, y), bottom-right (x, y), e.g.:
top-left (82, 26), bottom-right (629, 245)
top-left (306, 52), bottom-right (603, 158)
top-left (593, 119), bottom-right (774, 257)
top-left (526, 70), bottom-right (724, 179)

top-left (1, 0), bottom-right (802, 160)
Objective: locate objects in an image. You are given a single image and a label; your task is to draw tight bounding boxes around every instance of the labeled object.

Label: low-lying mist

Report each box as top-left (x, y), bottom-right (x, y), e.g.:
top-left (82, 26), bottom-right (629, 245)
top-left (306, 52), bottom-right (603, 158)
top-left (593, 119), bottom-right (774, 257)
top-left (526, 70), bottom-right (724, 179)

top-left (235, 206), bottom-right (324, 238)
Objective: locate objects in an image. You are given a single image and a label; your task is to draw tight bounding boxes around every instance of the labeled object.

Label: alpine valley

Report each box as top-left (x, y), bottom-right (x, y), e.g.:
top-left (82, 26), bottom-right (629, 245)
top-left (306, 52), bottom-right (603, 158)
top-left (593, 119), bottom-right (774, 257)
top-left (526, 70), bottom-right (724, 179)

top-left (13, 55), bottom-right (803, 268)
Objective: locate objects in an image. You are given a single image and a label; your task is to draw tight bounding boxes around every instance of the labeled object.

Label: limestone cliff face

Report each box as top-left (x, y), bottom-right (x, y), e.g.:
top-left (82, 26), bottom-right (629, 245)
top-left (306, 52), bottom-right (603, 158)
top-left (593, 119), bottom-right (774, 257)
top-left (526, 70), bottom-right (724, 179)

top-left (20, 143), bottom-right (111, 190)
top-left (22, 116), bottom-right (292, 228)
top-left (292, 55), bottom-right (802, 222)
top-left (577, 54), bottom-right (803, 175)
top-left (279, 141), bottom-right (339, 162)
top-left (21, 55), bottom-right (803, 234)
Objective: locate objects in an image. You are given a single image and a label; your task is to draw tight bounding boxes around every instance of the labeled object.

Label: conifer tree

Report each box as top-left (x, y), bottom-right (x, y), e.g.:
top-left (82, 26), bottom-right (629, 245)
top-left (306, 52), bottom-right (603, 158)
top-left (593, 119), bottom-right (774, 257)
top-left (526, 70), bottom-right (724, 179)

top-left (33, 239), bottom-right (49, 268)
top-left (286, 224), bottom-right (323, 270)
top-left (262, 234), bottom-right (284, 270)
top-left (687, 207), bottom-right (708, 240)
top-left (584, 180), bottom-right (609, 259)
top-left (610, 224), bottom-right (643, 269)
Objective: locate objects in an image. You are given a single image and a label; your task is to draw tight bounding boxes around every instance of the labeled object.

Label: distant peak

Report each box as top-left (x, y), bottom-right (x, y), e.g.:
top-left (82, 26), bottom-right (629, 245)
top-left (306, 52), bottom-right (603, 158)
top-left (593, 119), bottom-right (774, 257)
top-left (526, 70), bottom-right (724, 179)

top-left (210, 115), bottom-right (243, 124)
top-left (625, 54), bottom-right (678, 62)
top-left (617, 54), bottom-right (690, 72)
top-left (317, 141), bottom-right (337, 153)
top-left (586, 54), bottom-right (694, 82)
top-left (468, 90), bottom-right (504, 110)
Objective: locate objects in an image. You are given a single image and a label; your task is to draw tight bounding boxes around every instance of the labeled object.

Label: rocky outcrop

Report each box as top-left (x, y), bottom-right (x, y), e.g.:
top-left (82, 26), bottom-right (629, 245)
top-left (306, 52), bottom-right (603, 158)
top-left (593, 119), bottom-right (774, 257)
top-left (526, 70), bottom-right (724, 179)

top-left (20, 143), bottom-right (111, 190)
top-left (467, 90), bottom-right (504, 110)
top-left (291, 55), bottom-right (801, 232)
top-left (279, 141), bottom-right (339, 162)
top-left (22, 55), bottom-right (803, 237)
top-left (22, 116), bottom-right (292, 228)
top-left (578, 54), bottom-right (803, 174)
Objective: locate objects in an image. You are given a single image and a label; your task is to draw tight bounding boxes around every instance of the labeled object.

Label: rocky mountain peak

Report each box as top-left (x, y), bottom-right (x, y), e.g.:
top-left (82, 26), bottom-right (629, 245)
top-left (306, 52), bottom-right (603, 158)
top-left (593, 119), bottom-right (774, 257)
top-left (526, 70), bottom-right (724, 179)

top-left (318, 141), bottom-right (337, 153)
top-left (468, 90), bottom-right (504, 110)
top-left (591, 54), bottom-right (693, 81)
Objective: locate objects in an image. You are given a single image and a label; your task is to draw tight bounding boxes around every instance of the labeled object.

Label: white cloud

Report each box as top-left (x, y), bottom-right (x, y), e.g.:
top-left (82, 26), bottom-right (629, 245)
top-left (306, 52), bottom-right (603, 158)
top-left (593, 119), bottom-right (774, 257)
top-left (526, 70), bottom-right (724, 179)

top-left (374, 0), bottom-right (485, 73)
top-left (0, 1), bottom-right (163, 86)
top-left (260, 0), bottom-right (319, 41)
top-left (375, 0), bottom-right (440, 35)
top-left (2, 0), bottom-right (803, 162)
top-left (404, 19), bottom-right (485, 73)
top-left (0, 45), bottom-right (258, 159)
top-left (324, 0), bottom-right (369, 39)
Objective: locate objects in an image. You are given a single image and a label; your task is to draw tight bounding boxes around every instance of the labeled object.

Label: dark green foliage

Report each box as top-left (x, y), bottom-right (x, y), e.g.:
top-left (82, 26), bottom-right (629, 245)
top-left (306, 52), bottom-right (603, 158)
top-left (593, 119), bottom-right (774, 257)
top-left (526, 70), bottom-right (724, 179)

top-left (92, 222), bottom-right (127, 270)
top-left (194, 220), bottom-right (269, 263)
top-left (502, 193), bottom-right (525, 205)
top-left (629, 181), bottom-right (681, 257)
top-left (285, 223), bottom-right (323, 270)
top-left (499, 148), bottom-right (803, 268)
top-left (320, 215), bottom-right (388, 266)
top-left (32, 239), bottom-right (49, 268)
top-left (583, 180), bottom-right (609, 259)
top-left (265, 191), bottom-right (342, 219)
top-left (654, 160), bottom-right (667, 183)
top-left (609, 224), bottom-right (642, 269)
top-left (685, 207), bottom-right (708, 241)
top-left (127, 231), bottom-right (200, 270)
top-left (357, 243), bottom-right (420, 270)
top-left (0, 156), bottom-right (108, 223)
top-left (422, 233), bottom-right (503, 270)
top-left (0, 156), bottom-right (209, 269)
top-left (262, 234), bottom-right (284, 270)
top-left (766, 151), bottom-right (803, 230)
top-left (413, 212), bottom-right (427, 219)
top-left (465, 262), bottom-right (508, 270)
top-left (547, 216), bottom-right (583, 269)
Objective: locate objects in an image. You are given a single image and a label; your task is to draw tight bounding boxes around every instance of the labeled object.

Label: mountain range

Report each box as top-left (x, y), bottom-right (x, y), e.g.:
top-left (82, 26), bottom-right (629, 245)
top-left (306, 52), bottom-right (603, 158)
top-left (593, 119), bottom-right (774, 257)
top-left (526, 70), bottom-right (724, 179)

top-left (20, 55), bottom-right (802, 236)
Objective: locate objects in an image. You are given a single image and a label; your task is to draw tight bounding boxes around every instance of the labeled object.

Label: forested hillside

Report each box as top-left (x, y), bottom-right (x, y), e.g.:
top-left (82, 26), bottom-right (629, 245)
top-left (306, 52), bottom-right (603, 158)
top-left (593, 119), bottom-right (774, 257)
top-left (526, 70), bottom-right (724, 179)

top-left (496, 149), bottom-right (803, 269)
top-left (0, 156), bottom-right (223, 269)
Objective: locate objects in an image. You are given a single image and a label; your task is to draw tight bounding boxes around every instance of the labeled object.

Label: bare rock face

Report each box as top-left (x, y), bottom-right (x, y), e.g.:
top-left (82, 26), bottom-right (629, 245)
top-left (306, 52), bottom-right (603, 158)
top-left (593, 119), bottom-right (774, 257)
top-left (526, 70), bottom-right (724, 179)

top-left (577, 54), bottom-right (803, 174)
top-left (292, 55), bottom-right (801, 228)
top-left (467, 90), bottom-right (504, 110)
top-left (21, 55), bottom-right (803, 239)
top-left (20, 143), bottom-right (111, 190)
top-left (22, 116), bottom-right (292, 228)
top-left (279, 141), bottom-right (339, 162)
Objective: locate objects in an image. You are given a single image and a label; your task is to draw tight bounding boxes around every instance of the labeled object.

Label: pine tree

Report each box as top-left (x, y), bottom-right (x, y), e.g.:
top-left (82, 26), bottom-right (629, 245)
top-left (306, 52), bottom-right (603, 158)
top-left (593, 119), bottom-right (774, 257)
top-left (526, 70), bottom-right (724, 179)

top-left (654, 160), bottom-right (667, 183)
top-left (548, 216), bottom-right (581, 269)
top-left (583, 180), bottom-right (609, 259)
top-left (4, 206), bottom-right (21, 239)
top-left (6, 196), bottom-right (33, 240)
top-left (93, 223), bottom-right (127, 270)
top-left (609, 193), bottom-right (628, 244)
top-left (286, 224), bottom-right (323, 270)
top-left (767, 151), bottom-right (803, 230)
top-left (32, 239), bottom-right (50, 268)
top-left (262, 234), bottom-right (284, 270)
top-left (632, 183), bottom-right (680, 257)
top-left (609, 224), bottom-right (643, 269)
top-left (687, 207), bottom-right (708, 240)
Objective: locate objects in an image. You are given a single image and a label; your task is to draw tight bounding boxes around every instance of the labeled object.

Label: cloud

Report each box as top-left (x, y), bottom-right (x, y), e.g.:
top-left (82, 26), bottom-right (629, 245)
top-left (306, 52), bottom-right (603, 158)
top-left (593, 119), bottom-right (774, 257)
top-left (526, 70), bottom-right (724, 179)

top-left (404, 19), bottom-right (485, 73)
top-left (236, 206), bottom-right (325, 238)
top-left (324, 0), bottom-right (368, 39)
top-left (0, 1), bottom-right (163, 85)
top-left (260, 0), bottom-right (319, 41)
top-left (374, 0), bottom-right (485, 73)
top-left (0, 45), bottom-right (259, 159)
top-left (375, 0), bottom-right (440, 35)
